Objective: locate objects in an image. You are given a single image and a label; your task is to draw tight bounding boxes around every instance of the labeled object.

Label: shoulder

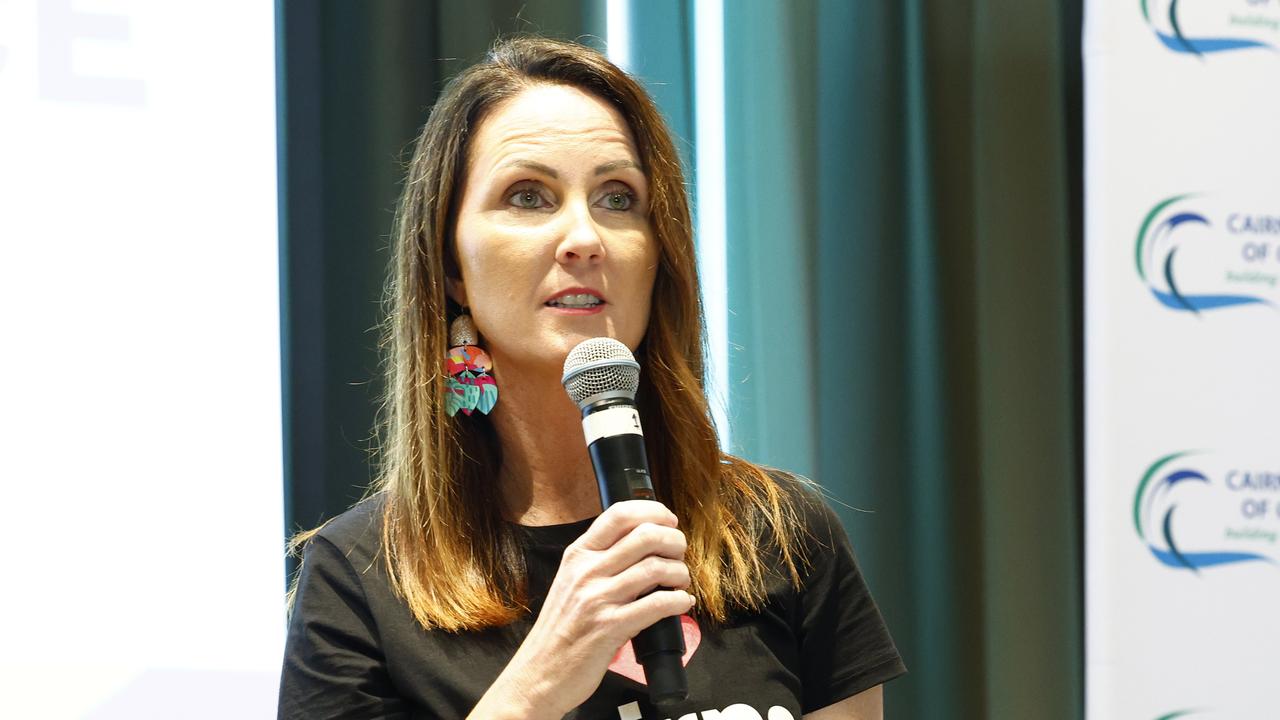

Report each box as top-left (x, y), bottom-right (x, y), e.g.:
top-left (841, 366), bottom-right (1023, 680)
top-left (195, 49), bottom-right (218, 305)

top-left (288, 494), bottom-right (390, 625)
top-left (307, 493), bottom-right (386, 572)
top-left (758, 472), bottom-right (908, 702)
top-left (724, 463), bottom-right (854, 592)
top-left (761, 468), bottom-right (849, 553)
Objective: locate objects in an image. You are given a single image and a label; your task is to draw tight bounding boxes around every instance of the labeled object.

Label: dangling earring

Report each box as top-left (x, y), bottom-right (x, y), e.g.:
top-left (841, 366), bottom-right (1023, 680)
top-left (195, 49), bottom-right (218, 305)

top-left (444, 312), bottom-right (498, 417)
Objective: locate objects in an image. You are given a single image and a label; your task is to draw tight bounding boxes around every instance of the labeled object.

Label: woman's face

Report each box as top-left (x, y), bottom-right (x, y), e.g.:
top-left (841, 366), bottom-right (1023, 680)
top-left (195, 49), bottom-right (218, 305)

top-left (450, 83), bottom-right (659, 375)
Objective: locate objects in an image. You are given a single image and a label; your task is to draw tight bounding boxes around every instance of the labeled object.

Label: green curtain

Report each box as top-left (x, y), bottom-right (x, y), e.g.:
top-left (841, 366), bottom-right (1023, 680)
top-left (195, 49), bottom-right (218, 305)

top-left (630, 1), bottom-right (1082, 717)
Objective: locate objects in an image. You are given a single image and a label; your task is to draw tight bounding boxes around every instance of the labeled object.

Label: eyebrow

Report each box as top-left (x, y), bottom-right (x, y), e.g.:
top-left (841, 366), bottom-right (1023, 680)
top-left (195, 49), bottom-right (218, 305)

top-left (496, 159), bottom-right (642, 178)
top-left (593, 159), bottom-right (641, 175)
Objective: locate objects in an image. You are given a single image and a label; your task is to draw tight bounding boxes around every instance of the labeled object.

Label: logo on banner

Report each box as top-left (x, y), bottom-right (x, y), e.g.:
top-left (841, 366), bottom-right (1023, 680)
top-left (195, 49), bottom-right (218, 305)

top-left (1150, 710), bottom-right (1252, 719)
top-left (1141, 0), bottom-right (1279, 55)
top-left (1134, 451), bottom-right (1280, 573)
top-left (1135, 194), bottom-right (1280, 314)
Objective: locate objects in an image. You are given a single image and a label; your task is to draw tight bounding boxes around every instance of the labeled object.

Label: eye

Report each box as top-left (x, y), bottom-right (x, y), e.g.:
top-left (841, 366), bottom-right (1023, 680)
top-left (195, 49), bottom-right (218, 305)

top-left (506, 183), bottom-right (551, 210)
top-left (598, 184), bottom-right (637, 212)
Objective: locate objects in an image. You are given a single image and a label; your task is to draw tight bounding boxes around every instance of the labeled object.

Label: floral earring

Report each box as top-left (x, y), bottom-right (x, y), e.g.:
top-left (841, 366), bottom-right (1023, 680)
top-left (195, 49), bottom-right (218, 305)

top-left (444, 312), bottom-right (498, 416)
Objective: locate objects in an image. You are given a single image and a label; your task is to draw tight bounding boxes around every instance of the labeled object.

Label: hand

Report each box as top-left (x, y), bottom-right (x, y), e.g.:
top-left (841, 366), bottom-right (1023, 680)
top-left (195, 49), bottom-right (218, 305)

top-left (469, 500), bottom-right (694, 720)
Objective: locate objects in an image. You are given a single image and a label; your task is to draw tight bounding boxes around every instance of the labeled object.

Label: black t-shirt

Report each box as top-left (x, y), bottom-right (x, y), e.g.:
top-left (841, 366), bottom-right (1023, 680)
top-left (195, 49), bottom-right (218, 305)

top-left (278, 478), bottom-right (905, 719)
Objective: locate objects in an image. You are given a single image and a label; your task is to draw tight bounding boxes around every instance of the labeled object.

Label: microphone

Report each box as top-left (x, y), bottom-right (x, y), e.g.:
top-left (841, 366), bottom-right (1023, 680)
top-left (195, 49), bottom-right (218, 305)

top-left (561, 337), bottom-right (688, 705)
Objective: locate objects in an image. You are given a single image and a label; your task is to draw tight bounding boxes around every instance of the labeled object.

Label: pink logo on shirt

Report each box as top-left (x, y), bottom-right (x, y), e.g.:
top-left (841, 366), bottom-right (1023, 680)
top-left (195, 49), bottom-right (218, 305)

top-left (607, 614), bottom-right (701, 685)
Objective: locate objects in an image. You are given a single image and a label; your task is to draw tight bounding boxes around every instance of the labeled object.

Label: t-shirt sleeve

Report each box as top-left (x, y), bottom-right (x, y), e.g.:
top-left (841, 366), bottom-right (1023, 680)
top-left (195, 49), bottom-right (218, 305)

top-left (794, 489), bottom-right (907, 713)
top-left (278, 535), bottom-right (409, 720)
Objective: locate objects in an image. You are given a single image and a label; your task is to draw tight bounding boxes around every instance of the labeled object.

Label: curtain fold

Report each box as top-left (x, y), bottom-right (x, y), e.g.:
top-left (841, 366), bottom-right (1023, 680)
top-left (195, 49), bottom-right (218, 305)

top-left (969, 2), bottom-right (1080, 715)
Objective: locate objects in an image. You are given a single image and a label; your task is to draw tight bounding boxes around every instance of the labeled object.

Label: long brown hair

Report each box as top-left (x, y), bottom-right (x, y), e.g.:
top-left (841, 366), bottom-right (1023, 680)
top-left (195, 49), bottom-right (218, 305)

top-left (293, 36), bottom-right (812, 631)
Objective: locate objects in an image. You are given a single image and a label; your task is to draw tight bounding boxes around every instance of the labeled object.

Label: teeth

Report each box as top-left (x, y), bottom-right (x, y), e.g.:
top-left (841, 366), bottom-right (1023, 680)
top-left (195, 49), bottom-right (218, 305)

top-left (549, 293), bottom-right (602, 307)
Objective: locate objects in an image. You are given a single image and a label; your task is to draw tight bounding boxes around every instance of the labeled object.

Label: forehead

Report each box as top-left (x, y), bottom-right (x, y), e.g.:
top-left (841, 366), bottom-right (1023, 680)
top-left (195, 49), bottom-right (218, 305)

top-left (468, 84), bottom-right (640, 170)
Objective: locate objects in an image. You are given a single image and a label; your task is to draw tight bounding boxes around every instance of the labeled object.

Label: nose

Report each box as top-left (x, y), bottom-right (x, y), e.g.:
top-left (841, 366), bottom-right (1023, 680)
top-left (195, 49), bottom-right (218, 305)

top-left (555, 201), bottom-right (606, 266)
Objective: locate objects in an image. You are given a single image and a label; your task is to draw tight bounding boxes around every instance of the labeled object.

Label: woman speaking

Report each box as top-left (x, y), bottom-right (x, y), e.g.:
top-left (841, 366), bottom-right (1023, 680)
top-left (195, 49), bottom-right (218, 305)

top-left (278, 36), bottom-right (905, 719)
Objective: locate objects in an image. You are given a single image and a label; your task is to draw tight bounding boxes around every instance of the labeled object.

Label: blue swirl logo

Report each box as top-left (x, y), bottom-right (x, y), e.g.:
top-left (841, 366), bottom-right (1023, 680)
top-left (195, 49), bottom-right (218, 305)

top-left (1153, 712), bottom-right (1200, 720)
top-left (1142, 0), bottom-right (1277, 55)
top-left (1135, 195), bottom-right (1272, 313)
top-left (1134, 452), bottom-right (1273, 572)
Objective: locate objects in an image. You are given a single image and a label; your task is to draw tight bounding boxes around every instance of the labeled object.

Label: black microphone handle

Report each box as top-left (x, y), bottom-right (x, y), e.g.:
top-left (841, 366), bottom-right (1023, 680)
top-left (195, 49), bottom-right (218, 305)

top-left (587, 430), bottom-right (689, 705)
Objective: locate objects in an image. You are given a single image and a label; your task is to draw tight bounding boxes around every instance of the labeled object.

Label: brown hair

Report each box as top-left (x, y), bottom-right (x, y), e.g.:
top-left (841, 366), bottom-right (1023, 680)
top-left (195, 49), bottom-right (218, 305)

top-left (293, 36), bottom-right (811, 631)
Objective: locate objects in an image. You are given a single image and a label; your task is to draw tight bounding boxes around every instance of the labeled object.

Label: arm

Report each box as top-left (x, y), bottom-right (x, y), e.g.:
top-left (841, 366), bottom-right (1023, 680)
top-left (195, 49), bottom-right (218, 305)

top-left (803, 684), bottom-right (883, 720)
top-left (278, 536), bottom-right (409, 720)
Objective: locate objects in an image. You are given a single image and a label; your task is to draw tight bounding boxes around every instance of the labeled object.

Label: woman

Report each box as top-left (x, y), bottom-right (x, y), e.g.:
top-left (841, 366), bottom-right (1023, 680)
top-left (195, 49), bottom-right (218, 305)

top-left (279, 36), bottom-right (904, 720)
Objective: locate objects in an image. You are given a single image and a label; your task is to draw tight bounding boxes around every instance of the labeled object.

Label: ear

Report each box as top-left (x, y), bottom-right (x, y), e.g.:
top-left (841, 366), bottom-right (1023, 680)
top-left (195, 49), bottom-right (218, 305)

top-left (445, 276), bottom-right (468, 308)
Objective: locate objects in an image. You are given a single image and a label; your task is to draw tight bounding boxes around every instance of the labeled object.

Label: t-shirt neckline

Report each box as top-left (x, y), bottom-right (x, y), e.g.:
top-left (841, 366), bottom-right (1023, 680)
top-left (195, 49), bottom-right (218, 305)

top-left (509, 516), bottom-right (597, 547)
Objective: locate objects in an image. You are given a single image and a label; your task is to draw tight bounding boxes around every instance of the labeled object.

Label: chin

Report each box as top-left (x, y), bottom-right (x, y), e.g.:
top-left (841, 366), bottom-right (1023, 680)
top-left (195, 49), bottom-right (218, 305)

top-left (492, 325), bottom-right (647, 373)
top-left (568, 327), bottom-right (647, 352)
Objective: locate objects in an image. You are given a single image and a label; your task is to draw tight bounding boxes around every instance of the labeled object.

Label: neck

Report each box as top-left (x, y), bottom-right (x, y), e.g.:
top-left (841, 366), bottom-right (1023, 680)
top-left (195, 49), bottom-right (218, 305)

top-left (488, 359), bottom-right (601, 526)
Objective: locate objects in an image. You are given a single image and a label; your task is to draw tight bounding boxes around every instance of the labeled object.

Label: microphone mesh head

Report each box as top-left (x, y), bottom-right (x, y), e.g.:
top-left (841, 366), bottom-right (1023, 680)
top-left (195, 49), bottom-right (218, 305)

top-left (561, 337), bottom-right (641, 407)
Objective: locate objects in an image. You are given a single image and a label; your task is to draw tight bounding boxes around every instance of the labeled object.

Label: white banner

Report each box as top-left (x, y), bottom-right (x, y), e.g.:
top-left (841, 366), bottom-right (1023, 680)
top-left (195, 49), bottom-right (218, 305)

top-left (1085, 1), bottom-right (1280, 718)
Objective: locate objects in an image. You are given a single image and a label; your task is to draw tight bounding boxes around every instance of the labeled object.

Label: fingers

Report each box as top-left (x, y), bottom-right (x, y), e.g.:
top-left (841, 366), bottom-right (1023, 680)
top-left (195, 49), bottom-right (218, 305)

top-left (612, 588), bottom-right (696, 638)
top-left (558, 499), bottom-right (691, 634)
top-left (575, 500), bottom-right (677, 552)
top-left (595, 520), bottom-right (687, 576)
top-left (607, 555), bottom-right (691, 600)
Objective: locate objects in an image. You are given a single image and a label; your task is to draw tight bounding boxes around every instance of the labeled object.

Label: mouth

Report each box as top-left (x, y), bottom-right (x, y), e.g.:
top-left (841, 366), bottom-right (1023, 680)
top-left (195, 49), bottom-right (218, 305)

top-left (544, 288), bottom-right (606, 311)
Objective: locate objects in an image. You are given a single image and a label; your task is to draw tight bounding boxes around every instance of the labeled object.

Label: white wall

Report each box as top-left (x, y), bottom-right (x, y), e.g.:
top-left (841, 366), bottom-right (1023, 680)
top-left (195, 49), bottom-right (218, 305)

top-left (0, 2), bottom-right (283, 717)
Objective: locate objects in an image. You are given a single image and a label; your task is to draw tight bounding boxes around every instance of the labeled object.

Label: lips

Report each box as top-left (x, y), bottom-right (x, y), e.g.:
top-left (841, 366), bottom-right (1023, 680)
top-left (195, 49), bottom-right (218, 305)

top-left (544, 287), bottom-right (606, 309)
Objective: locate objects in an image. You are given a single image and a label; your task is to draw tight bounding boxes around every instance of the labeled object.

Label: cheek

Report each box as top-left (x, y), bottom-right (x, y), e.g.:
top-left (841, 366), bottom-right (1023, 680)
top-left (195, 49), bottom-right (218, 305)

top-left (456, 228), bottom-right (542, 295)
top-left (463, 254), bottom-right (522, 308)
top-left (454, 236), bottom-right (550, 342)
top-left (621, 239), bottom-right (660, 321)
top-left (636, 236), bottom-right (661, 295)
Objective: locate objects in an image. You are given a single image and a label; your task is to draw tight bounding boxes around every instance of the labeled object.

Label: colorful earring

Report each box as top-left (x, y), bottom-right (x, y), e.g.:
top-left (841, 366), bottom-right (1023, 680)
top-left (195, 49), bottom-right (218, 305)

top-left (444, 312), bottom-right (498, 417)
